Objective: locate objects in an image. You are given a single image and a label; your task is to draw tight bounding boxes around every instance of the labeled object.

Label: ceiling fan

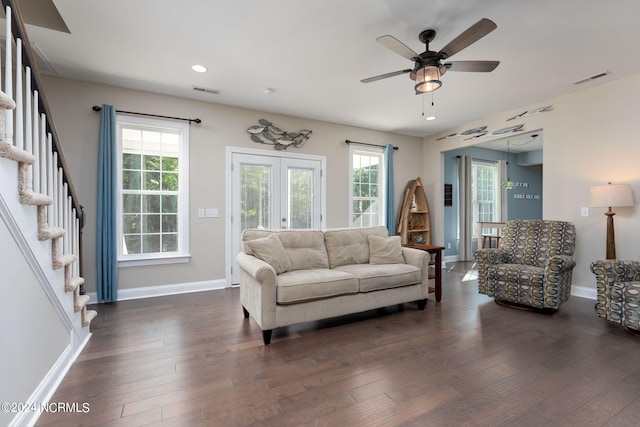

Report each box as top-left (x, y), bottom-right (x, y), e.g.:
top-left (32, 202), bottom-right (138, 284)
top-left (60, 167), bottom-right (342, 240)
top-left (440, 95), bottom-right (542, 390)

top-left (362, 18), bottom-right (500, 94)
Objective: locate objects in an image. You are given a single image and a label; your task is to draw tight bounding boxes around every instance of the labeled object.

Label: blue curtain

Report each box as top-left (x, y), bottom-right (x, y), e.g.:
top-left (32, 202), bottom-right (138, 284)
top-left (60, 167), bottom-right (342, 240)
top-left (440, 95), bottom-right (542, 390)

top-left (97, 104), bottom-right (118, 302)
top-left (384, 144), bottom-right (395, 236)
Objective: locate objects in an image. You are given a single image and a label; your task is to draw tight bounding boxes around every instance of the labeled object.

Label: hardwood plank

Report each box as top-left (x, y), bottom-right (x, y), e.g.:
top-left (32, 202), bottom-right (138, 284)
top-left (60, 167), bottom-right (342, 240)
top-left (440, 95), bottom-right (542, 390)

top-left (35, 262), bottom-right (640, 426)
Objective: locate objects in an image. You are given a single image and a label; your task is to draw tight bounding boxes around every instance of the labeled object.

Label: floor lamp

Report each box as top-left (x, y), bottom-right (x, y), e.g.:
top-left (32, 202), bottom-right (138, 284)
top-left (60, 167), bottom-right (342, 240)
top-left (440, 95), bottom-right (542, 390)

top-left (589, 182), bottom-right (634, 259)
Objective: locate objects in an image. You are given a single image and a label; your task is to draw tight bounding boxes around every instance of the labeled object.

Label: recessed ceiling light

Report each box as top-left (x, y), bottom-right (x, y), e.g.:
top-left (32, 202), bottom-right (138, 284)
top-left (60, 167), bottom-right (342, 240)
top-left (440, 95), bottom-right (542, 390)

top-left (191, 64), bottom-right (207, 73)
top-left (425, 116), bottom-right (436, 121)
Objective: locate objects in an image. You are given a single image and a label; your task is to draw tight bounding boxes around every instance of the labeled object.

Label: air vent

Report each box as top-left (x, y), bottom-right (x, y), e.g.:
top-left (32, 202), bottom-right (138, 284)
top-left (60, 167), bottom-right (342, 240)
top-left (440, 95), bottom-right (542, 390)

top-left (192, 86), bottom-right (220, 95)
top-left (573, 71), bottom-right (611, 85)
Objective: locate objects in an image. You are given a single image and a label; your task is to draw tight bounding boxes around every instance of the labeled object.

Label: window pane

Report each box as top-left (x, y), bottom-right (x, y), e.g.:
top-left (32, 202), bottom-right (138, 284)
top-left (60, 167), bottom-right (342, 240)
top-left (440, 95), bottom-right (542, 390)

top-left (143, 235), bottom-right (160, 253)
top-left (162, 234), bottom-right (178, 252)
top-left (122, 194), bottom-right (141, 213)
top-left (288, 168), bottom-right (312, 229)
top-left (162, 156), bottom-right (178, 172)
top-left (240, 164), bottom-right (271, 230)
top-left (162, 214), bottom-right (178, 232)
top-left (162, 172), bottom-right (179, 191)
top-left (123, 214), bottom-right (141, 233)
top-left (144, 155), bottom-right (161, 171)
top-left (144, 171), bottom-right (161, 190)
top-left (143, 214), bottom-right (161, 233)
top-left (123, 235), bottom-right (141, 254)
top-left (123, 153), bottom-right (141, 170)
top-left (143, 195), bottom-right (160, 213)
top-left (122, 170), bottom-right (141, 190)
top-left (162, 195), bottom-right (178, 213)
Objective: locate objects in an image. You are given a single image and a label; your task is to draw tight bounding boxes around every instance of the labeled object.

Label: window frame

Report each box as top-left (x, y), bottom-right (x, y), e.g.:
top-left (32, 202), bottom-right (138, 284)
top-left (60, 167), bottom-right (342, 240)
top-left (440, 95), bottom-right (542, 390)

top-left (349, 145), bottom-right (386, 228)
top-left (116, 115), bottom-right (190, 267)
top-left (471, 159), bottom-right (499, 238)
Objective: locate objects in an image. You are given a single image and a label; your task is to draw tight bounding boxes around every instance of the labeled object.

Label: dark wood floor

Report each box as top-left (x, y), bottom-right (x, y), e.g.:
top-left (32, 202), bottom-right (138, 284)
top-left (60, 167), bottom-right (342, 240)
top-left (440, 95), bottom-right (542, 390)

top-left (37, 262), bottom-right (640, 427)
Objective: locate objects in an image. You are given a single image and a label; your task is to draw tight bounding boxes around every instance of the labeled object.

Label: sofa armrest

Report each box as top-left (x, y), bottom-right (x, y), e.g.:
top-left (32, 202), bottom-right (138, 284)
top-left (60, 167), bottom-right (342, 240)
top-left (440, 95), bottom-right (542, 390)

top-left (236, 252), bottom-right (278, 331)
top-left (402, 247), bottom-right (430, 297)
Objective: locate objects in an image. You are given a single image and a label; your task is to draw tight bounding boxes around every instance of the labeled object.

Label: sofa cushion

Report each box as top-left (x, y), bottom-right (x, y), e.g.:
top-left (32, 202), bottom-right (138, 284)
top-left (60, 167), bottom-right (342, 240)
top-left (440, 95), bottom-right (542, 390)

top-left (368, 235), bottom-right (405, 265)
top-left (276, 269), bottom-right (358, 304)
top-left (334, 263), bottom-right (421, 292)
top-left (324, 226), bottom-right (389, 268)
top-left (275, 229), bottom-right (330, 270)
top-left (244, 233), bottom-right (292, 274)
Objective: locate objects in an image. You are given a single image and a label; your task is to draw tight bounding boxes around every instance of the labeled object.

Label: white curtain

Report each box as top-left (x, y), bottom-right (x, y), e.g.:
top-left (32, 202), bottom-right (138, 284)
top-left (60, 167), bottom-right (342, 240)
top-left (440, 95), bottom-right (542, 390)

top-left (457, 155), bottom-right (474, 261)
top-left (498, 159), bottom-right (508, 221)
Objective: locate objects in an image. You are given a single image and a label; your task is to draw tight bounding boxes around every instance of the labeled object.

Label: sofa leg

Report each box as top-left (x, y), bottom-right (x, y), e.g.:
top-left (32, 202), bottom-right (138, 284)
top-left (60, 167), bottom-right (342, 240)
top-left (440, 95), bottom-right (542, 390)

top-left (262, 330), bottom-right (272, 345)
top-left (242, 306), bottom-right (250, 319)
top-left (417, 299), bottom-right (427, 310)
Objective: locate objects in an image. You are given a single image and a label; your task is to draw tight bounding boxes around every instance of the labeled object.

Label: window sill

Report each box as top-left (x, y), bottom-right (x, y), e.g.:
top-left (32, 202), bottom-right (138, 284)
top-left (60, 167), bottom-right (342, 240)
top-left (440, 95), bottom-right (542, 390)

top-left (118, 254), bottom-right (191, 268)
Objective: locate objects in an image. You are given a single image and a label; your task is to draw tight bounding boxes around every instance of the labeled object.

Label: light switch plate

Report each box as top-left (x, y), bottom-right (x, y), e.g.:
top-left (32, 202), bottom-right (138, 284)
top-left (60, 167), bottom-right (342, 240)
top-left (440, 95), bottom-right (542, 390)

top-left (198, 208), bottom-right (205, 218)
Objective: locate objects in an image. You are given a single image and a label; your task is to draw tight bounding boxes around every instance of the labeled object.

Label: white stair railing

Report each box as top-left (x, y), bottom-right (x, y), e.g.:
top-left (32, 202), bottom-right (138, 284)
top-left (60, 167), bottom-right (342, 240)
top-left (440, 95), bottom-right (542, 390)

top-left (0, 0), bottom-right (93, 325)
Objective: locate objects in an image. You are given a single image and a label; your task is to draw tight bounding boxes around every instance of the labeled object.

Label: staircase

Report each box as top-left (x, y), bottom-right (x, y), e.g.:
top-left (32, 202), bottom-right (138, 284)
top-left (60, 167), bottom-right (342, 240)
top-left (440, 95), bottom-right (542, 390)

top-left (0, 135), bottom-right (96, 327)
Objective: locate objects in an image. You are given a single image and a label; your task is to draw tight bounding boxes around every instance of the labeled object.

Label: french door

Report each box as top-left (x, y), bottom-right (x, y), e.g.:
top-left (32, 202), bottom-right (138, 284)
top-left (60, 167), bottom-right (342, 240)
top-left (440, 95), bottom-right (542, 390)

top-left (228, 149), bottom-right (325, 284)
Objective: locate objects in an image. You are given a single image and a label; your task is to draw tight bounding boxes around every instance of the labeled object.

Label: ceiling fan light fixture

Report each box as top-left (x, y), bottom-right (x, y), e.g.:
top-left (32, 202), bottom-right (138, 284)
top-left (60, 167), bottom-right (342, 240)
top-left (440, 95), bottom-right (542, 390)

top-left (414, 65), bottom-right (441, 93)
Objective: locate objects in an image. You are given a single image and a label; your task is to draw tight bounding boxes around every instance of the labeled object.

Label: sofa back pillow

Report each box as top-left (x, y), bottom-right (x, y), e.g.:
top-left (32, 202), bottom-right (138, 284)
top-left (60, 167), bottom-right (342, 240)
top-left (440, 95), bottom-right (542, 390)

top-left (242, 229), bottom-right (329, 271)
top-left (243, 233), bottom-right (292, 274)
top-left (368, 235), bottom-right (406, 264)
top-left (275, 229), bottom-right (329, 270)
top-left (324, 226), bottom-right (389, 268)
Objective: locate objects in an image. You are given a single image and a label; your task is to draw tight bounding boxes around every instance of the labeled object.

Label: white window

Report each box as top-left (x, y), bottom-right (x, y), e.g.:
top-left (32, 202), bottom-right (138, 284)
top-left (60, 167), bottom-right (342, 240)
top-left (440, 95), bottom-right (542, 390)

top-left (116, 116), bottom-right (189, 266)
top-left (471, 160), bottom-right (499, 238)
top-left (350, 146), bottom-right (385, 227)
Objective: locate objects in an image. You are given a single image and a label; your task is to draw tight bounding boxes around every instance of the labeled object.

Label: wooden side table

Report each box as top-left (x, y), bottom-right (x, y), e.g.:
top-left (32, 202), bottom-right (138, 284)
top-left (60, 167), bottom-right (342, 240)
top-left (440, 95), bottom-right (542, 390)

top-left (404, 244), bottom-right (445, 302)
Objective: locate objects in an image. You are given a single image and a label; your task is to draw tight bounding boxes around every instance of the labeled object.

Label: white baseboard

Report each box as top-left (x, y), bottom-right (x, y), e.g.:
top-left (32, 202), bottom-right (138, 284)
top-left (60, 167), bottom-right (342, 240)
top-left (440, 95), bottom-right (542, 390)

top-left (87, 279), bottom-right (228, 303)
top-left (570, 285), bottom-right (597, 300)
top-left (11, 332), bottom-right (92, 427)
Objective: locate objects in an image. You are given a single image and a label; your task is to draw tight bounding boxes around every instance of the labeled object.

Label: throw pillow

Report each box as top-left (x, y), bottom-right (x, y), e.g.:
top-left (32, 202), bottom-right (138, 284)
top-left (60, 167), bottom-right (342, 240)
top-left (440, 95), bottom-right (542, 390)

top-left (368, 235), bottom-right (406, 264)
top-left (245, 233), bottom-right (292, 274)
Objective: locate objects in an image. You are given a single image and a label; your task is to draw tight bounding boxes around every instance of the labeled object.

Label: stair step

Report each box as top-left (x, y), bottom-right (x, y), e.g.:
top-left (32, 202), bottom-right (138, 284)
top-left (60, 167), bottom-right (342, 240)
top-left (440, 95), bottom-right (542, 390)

top-left (20, 190), bottom-right (53, 207)
top-left (82, 308), bottom-right (97, 327)
top-left (0, 141), bottom-right (35, 164)
top-left (66, 276), bottom-right (85, 292)
top-left (39, 226), bottom-right (65, 241)
top-left (75, 294), bottom-right (90, 312)
top-left (53, 254), bottom-right (76, 270)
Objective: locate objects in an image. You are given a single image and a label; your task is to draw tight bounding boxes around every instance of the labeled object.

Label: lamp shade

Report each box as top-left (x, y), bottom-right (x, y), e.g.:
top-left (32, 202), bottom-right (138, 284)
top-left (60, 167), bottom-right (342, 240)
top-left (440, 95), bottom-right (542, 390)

top-left (589, 183), bottom-right (634, 208)
top-left (414, 65), bottom-right (442, 93)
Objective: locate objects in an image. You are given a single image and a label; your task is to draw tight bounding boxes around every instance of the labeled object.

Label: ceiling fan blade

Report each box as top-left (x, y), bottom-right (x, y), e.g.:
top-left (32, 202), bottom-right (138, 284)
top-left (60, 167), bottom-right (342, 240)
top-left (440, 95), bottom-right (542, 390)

top-left (361, 69), bottom-right (412, 83)
top-left (376, 35), bottom-right (419, 60)
top-left (444, 60), bottom-right (500, 72)
top-left (437, 18), bottom-right (497, 59)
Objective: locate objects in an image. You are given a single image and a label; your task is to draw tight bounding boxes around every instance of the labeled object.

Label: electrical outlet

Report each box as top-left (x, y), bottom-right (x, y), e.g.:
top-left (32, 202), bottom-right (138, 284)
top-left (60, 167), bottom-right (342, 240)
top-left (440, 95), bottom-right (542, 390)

top-left (581, 207), bottom-right (589, 217)
top-left (447, 242), bottom-right (452, 249)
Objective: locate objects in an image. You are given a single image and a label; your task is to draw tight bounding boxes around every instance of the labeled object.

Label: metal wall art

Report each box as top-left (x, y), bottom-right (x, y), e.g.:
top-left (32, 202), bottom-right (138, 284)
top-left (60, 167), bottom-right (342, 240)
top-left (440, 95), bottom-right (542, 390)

top-left (247, 119), bottom-right (312, 150)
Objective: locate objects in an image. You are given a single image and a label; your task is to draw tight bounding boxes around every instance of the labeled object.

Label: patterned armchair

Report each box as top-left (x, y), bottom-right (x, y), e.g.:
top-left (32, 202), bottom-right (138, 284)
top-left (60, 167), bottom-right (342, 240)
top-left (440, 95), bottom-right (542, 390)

top-left (590, 260), bottom-right (640, 335)
top-left (474, 220), bottom-right (577, 311)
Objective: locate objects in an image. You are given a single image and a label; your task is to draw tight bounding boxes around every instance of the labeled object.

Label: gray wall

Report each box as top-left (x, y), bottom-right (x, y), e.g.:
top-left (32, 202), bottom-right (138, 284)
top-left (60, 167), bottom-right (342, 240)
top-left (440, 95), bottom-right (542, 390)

top-left (41, 76), bottom-right (425, 294)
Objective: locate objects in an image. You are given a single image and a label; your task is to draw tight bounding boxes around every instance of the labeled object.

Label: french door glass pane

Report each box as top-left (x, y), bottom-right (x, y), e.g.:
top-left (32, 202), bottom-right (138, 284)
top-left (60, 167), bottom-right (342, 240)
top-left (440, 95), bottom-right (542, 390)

top-left (288, 168), bottom-right (313, 229)
top-left (240, 164), bottom-right (271, 230)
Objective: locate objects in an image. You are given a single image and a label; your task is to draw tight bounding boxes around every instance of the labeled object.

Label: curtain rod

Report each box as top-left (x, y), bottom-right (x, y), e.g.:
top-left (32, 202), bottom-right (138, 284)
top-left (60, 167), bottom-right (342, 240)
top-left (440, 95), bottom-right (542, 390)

top-left (345, 139), bottom-right (398, 150)
top-left (92, 106), bottom-right (201, 124)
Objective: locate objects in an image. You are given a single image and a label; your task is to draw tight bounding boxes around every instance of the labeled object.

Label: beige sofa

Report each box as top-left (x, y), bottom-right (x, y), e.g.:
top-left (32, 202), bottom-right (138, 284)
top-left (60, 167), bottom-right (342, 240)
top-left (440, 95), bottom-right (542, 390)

top-left (237, 226), bottom-right (430, 344)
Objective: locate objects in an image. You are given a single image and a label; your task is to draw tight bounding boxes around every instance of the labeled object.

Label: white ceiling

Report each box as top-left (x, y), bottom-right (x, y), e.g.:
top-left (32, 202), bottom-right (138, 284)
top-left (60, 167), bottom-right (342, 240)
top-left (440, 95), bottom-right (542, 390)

top-left (14, 0), bottom-right (640, 138)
